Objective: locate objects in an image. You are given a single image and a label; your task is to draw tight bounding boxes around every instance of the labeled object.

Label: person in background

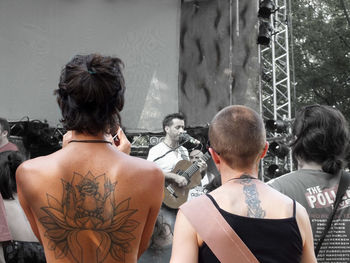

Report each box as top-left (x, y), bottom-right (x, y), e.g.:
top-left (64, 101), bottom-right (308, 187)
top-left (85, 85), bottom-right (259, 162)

top-left (269, 104), bottom-right (350, 263)
top-left (0, 118), bottom-right (18, 153)
top-left (142, 113), bottom-right (190, 263)
top-left (0, 151), bottom-right (46, 263)
top-left (16, 53), bottom-right (164, 263)
top-left (171, 105), bottom-right (316, 263)
top-left (187, 149), bottom-right (215, 201)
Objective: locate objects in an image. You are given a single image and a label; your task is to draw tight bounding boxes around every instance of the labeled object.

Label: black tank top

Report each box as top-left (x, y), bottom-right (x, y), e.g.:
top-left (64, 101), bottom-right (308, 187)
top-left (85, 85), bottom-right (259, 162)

top-left (198, 194), bottom-right (303, 263)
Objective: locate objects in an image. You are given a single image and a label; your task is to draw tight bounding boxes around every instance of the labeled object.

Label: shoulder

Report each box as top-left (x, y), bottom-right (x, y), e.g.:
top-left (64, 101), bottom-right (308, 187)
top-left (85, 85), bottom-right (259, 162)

top-left (17, 151), bottom-right (58, 174)
top-left (16, 152), bottom-right (62, 192)
top-left (120, 154), bottom-right (164, 184)
top-left (294, 200), bottom-right (311, 241)
top-left (147, 143), bottom-right (165, 158)
top-left (268, 171), bottom-right (301, 189)
top-left (148, 143), bottom-right (166, 153)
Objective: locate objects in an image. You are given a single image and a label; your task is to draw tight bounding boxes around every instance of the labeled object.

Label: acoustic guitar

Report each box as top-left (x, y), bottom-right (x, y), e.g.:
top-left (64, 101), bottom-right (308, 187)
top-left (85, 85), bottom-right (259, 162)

top-left (163, 152), bottom-right (211, 209)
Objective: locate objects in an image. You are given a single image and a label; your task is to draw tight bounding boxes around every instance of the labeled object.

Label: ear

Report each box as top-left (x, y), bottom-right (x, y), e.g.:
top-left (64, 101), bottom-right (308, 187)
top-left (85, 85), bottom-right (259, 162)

top-left (165, 126), bottom-right (170, 133)
top-left (260, 142), bottom-right (269, 159)
top-left (209, 147), bottom-right (220, 165)
top-left (1, 130), bottom-right (8, 137)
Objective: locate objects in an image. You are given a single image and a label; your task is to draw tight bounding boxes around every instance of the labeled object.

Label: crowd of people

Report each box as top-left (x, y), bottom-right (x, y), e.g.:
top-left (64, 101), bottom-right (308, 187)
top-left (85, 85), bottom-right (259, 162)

top-left (0, 53), bottom-right (349, 263)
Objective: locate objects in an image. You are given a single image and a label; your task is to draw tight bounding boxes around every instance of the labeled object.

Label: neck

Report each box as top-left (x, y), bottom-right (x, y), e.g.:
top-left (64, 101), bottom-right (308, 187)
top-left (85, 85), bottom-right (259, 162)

top-left (70, 131), bottom-right (107, 141)
top-left (298, 160), bottom-right (322, 171)
top-left (0, 138), bottom-right (9, 148)
top-left (220, 167), bottom-right (259, 184)
top-left (219, 162), bottom-right (258, 184)
top-left (163, 136), bottom-right (178, 148)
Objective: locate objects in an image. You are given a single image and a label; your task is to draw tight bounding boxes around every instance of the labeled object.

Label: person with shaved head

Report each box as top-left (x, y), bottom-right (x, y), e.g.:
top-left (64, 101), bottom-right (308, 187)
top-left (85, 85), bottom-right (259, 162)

top-left (170, 105), bottom-right (316, 263)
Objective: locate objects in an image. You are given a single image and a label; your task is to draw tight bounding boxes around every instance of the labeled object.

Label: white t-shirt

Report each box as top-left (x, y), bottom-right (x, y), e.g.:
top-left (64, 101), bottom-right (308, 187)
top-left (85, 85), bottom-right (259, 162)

top-left (147, 142), bottom-right (189, 172)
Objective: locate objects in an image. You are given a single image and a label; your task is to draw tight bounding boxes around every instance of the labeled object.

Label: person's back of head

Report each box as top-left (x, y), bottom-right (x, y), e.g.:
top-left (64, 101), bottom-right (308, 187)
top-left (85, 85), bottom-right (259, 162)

top-left (291, 104), bottom-right (350, 175)
top-left (208, 105), bottom-right (266, 169)
top-left (0, 151), bottom-right (24, 199)
top-left (54, 53), bottom-right (126, 135)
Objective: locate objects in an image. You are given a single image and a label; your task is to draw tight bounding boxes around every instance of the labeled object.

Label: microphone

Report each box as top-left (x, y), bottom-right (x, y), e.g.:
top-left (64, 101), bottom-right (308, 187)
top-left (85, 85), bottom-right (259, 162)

top-left (180, 133), bottom-right (201, 145)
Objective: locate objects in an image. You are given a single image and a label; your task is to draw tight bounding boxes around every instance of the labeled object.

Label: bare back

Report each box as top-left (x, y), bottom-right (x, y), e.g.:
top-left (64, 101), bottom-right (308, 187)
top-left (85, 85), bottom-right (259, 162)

top-left (210, 178), bottom-right (295, 219)
top-left (16, 142), bottom-right (164, 263)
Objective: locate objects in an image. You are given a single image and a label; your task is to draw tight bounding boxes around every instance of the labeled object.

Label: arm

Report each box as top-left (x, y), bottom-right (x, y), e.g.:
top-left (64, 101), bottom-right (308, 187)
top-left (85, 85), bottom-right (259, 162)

top-left (164, 172), bottom-right (188, 187)
top-left (112, 127), bottom-right (131, 155)
top-left (295, 202), bottom-right (317, 263)
top-left (138, 167), bottom-right (164, 258)
top-left (170, 210), bottom-right (199, 263)
top-left (16, 164), bottom-right (42, 242)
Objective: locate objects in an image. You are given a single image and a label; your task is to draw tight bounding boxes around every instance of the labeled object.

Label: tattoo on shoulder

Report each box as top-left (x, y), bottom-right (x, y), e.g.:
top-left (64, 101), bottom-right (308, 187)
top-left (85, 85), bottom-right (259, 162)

top-left (240, 179), bottom-right (266, 218)
top-left (39, 171), bottom-right (140, 263)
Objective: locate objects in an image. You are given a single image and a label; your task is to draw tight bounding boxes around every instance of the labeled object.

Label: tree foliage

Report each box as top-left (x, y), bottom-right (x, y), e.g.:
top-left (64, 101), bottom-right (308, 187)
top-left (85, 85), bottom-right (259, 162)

top-left (290, 0), bottom-right (350, 119)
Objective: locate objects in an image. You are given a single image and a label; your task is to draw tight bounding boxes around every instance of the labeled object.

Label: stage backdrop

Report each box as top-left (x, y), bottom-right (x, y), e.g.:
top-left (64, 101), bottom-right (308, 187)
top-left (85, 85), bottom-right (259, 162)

top-left (0, 0), bottom-right (259, 132)
top-left (0, 0), bottom-right (180, 132)
top-left (179, 0), bottom-right (260, 126)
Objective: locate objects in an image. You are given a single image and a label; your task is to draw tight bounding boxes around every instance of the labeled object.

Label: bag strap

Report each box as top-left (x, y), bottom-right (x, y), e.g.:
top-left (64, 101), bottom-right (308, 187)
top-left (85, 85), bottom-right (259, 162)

top-left (180, 194), bottom-right (259, 263)
top-left (315, 170), bottom-right (350, 256)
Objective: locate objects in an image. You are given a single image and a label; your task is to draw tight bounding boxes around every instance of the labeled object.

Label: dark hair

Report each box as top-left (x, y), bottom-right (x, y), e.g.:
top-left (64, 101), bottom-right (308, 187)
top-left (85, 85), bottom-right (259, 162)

top-left (0, 118), bottom-right (10, 138)
top-left (54, 54), bottom-right (126, 135)
top-left (162, 113), bottom-right (185, 132)
top-left (209, 105), bottom-right (266, 169)
top-left (291, 104), bottom-right (350, 175)
top-left (0, 151), bottom-right (24, 199)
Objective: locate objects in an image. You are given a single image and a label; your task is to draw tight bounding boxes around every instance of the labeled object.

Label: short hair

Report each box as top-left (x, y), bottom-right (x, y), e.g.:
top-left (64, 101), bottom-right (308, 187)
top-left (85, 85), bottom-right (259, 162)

top-left (209, 105), bottom-right (266, 169)
top-left (291, 104), bottom-right (350, 175)
top-left (0, 151), bottom-right (24, 200)
top-left (54, 53), bottom-right (126, 135)
top-left (0, 118), bottom-right (10, 138)
top-left (162, 113), bottom-right (185, 132)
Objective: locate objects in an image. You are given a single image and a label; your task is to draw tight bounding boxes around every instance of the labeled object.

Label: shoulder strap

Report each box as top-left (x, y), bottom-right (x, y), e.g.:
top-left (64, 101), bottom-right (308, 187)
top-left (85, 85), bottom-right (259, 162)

top-left (315, 170), bottom-right (350, 256)
top-left (180, 195), bottom-right (259, 263)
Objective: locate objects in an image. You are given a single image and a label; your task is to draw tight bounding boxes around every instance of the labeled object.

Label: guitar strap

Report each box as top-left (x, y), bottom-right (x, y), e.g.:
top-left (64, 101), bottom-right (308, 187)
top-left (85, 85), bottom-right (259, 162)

top-left (180, 194), bottom-right (259, 263)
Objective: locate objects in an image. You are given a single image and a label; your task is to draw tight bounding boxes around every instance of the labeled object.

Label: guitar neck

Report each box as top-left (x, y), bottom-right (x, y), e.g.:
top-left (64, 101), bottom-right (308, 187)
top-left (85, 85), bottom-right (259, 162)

top-left (183, 152), bottom-right (211, 179)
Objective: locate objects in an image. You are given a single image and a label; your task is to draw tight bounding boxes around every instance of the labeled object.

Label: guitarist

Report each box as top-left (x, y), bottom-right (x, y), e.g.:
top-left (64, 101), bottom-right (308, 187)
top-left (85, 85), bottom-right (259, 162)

top-left (147, 113), bottom-right (190, 188)
top-left (144, 113), bottom-right (204, 261)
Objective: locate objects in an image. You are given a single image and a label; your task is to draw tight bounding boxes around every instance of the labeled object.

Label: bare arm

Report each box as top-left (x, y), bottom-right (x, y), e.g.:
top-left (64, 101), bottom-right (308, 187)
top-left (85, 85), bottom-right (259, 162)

top-left (138, 168), bottom-right (165, 258)
top-left (16, 164), bottom-right (42, 243)
top-left (295, 202), bottom-right (317, 263)
top-left (112, 127), bottom-right (131, 155)
top-left (170, 210), bottom-right (199, 263)
top-left (164, 172), bottom-right (188, 187)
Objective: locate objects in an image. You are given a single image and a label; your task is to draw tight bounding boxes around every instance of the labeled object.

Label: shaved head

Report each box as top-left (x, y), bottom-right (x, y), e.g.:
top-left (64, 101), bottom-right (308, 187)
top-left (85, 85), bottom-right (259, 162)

top-left (209, 105), bottom-right (266, 169)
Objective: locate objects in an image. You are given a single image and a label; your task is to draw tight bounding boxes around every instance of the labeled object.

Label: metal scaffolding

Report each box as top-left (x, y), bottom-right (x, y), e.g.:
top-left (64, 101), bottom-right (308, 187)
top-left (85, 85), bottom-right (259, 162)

top-left (258, 0), bottom-right (293, 181)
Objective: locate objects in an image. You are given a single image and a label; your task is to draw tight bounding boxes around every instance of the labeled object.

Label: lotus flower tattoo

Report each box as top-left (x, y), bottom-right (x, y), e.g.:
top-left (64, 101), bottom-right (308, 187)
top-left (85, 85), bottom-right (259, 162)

top-left (39, 171), bottom-right (139, 262)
